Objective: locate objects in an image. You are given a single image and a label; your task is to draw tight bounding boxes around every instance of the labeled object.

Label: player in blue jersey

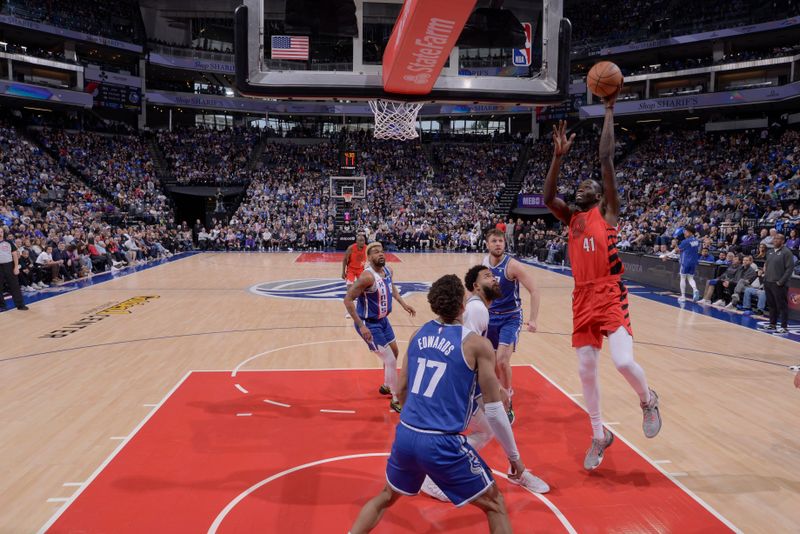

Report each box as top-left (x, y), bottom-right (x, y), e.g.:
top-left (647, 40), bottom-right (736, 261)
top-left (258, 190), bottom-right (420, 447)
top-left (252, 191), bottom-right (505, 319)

top-left (350, 274), bottom-right (530, 534)
top-left (676, 226), bottom-right (700, 302)
top-left (420, 265), bottom-right (549, 502)
top-left (483, 228), bottom-right (541, 423)
top-left (344, 242), bottom-right (416, 413)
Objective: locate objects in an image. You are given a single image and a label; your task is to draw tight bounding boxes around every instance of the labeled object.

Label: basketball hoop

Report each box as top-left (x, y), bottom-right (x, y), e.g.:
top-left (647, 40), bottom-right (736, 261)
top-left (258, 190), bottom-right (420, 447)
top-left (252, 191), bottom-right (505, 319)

top-left (342, 192), bottom-right (353, 203)
top-left (368, 99), bottom-right (423, 141)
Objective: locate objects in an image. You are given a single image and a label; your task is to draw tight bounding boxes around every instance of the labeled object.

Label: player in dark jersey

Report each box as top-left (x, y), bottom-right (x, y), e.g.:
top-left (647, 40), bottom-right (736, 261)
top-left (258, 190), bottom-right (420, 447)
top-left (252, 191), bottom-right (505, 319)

top-left (543, 90), bottom-right (662, 471)
top-left (350, 275), bottom-right (529, 534)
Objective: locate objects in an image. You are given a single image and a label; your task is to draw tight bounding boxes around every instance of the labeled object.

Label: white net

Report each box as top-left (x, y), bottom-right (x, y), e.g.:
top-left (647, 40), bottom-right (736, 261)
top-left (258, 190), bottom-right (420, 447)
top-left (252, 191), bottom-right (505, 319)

top-left (368, 99), bottom-right (424, 141)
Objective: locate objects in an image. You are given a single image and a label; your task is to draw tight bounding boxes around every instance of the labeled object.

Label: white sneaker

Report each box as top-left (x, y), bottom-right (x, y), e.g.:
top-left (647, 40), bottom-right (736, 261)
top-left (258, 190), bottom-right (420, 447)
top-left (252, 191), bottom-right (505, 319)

top-left (677, 296), bottom-right (686, 302)
top-left (420, 476), bottom-right (449, 502)
top-left (345, 312), bottom-right (351, 319)
top-left (508, 470), bottom-right (550, 494)
top-left (712, 299), bottom-right (726, 307)
top-left (724, 302), bottom-right (736, 310)
top-left (697, 299), bottom-right (709, 305)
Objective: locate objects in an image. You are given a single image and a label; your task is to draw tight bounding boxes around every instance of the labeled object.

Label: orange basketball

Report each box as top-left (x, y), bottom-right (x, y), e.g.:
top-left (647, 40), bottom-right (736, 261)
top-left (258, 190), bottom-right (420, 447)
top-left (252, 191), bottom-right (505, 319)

top-left (587, 61), bottom-right (623, 97)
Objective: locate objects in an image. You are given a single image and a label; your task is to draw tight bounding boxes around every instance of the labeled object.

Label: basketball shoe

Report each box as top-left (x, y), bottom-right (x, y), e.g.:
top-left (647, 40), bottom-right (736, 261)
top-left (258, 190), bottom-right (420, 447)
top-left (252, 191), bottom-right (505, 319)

top-left (420, 477), bottom-right (449, 502)
top-left (507, 470), bottom-right (550, 493)
top-left (584, 428), bottom-right (614, 470)
top-left (378, 384), bottom-right (392, 396)
top-left (641, 389), bottom-right (662, 438)
top-left (389, 399), bottom-right (402, 413)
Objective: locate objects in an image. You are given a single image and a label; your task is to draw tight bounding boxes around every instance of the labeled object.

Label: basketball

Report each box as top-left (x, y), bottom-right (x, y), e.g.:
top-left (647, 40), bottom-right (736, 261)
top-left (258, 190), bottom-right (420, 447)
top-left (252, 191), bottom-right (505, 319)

top-left (587, 61), bottom-right (624, 97)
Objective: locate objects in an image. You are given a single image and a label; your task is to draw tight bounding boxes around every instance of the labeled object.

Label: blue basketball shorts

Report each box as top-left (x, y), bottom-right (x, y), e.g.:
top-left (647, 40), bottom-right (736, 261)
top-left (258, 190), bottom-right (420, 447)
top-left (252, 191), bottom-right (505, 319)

top-left (386, 423), bottom-right (494, 507)
top-left (487, 310), bottom-right (523, 350)
top-left (680, 262), bottom-right (697, 276)
top-left (354, 316), bottom-right (395, 351)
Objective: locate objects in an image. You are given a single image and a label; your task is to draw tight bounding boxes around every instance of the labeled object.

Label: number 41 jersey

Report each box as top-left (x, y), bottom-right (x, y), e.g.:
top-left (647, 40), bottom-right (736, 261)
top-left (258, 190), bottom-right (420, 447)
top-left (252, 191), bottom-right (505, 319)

top-left (568, 205), bottom-right (624, 284)
top-left (400, 321), bottom-right (477, 433)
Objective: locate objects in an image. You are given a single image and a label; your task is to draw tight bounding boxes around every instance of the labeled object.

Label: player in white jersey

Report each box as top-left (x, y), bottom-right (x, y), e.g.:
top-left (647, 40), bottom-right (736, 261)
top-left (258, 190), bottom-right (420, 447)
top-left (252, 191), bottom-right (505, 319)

top-left (420, 264), bottom-right (549, 500)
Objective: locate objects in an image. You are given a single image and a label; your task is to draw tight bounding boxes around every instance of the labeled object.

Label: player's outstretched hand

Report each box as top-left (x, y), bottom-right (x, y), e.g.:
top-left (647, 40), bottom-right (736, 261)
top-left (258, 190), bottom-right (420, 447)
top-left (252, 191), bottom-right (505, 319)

top-left (552, 120), bottom-right (576, 158)
top-left (525, 320), bottom-right (537, 333)
top-left (403, 303), bottom-right (417, 317)
top-left (359, 324), bottom-right (373, 343)
top-left (499, 386), bottom-right (511, 411)
top-left (508, 458), bottom-right (526, 481)
top-left (603, 85), bottom-right (621, 109)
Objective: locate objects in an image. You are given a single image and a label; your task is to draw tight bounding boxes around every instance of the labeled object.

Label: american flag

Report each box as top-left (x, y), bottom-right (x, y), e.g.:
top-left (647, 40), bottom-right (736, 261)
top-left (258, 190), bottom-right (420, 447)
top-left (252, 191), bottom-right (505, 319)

top-left (271, 35), bottom-right (309, 60)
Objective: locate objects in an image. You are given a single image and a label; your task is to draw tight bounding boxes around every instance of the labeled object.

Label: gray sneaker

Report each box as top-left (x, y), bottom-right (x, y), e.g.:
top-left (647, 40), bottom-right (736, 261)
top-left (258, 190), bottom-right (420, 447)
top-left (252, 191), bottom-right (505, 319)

top-left (641, 389), bottom-right (662, 438)
top-left (584, 428), bottom-right (614, 471)
top-left (508, 470), bottom-right (550, 494)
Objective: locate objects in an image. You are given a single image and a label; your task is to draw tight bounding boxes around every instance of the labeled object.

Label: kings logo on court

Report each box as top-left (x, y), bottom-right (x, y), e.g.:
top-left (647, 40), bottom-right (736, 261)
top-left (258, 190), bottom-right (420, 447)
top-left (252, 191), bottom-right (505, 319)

top-left (249, 279), bottom-right (430, 300)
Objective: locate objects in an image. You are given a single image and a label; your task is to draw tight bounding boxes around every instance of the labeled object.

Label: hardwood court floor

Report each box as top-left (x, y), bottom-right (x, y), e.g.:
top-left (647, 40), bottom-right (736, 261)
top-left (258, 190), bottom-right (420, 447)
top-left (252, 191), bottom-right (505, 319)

top-left (1, 252), bottom-right (798, 533)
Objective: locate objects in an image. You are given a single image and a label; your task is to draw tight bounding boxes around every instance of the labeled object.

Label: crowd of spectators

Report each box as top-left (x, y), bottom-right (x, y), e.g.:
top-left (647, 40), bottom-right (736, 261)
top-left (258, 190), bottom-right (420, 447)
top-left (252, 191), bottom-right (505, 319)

top-left (37, 129), bottom-right (172, 223)
top-left (3, 117), bottom-right (798, 305)
top-left (156, 127), bottom-right (261, 185)
top-left (2, 0), bottom-right (142, 43)
top-left (567, 0), bottom-right (800, 56)
top-left (191, 136), bottom-right (521, 252)
top-left (572, 43), bottom-right (800, 82)
top-left (613, 128), bottom-right (799, 256)
top-left (514, 125), bottom-right (799, 274)
top-left (1, 120), bottom-right (184, 295)
top-left (344, 140), bottom-right (518, 252)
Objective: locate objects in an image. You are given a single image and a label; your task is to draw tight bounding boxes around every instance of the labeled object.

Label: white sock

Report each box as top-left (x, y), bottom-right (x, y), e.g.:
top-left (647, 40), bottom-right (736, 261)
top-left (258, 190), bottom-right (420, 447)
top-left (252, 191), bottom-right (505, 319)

top-left (687, 275), bottom-right (698, 293)
top-left (377, 345), bottom-right (398, 402)
top-left (576, 345), bottom-right (604, 440)
top-left (608, 326), bottom-right (650, 404)
top-left (679, 274), bottom-right (687, 297)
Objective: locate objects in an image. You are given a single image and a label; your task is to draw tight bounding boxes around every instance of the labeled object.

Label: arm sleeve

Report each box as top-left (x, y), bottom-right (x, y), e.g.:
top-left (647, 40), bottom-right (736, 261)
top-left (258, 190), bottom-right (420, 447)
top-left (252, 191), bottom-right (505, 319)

top-left (484, 401), bottom-right (520, 461)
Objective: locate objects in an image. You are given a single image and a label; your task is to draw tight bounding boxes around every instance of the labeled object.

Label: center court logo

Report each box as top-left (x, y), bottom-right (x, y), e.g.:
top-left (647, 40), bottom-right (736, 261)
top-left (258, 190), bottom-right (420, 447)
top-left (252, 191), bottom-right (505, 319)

top-left (249, 279), bottom-right (430, 300)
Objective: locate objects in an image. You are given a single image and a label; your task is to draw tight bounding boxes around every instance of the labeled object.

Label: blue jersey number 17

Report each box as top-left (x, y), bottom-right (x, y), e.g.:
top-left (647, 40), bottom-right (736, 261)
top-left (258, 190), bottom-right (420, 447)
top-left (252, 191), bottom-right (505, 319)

top-left (410, 358), bottom-right (447, 398)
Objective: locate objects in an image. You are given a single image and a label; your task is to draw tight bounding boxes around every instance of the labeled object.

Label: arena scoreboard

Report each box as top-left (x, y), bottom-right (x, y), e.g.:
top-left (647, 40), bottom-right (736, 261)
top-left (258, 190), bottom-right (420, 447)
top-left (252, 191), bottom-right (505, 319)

top-left (340, 149), bottom-right (357, 171)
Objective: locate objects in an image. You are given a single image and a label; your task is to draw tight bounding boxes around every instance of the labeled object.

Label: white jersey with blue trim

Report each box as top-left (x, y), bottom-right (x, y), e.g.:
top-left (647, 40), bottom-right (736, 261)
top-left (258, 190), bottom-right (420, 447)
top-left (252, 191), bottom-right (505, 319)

top-left (482, 254), bottom-right (521, 314)
top-left (356, 265), bottom-right (393, 319)
top-left (463, 295), bottom-right (488, 405)
top-left (463, 295), bottom-right (489, 337)
top-left (400, 321), bottom-right (477, 433)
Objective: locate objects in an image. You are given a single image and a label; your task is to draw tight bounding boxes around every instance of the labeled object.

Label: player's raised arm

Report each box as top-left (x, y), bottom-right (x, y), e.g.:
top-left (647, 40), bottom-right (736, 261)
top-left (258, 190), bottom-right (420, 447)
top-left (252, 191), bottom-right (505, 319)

top-left (544, 120), bottom-right (575, 225)
top-left (344, 271), bottom-right (375, 342)
top-left (599, 91), bottom-right (620, 226)
top-left (507, 259), bottom-right (540, 332)
top-left (467, 333), bottom-right (525, 479)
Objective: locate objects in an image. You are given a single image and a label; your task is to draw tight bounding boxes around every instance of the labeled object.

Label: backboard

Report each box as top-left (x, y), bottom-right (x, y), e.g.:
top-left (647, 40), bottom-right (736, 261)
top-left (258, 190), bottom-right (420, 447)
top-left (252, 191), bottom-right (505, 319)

top-left (331, 176), bottom-right (367, 199)
top-left (234, 0), bottom-right (571, 105)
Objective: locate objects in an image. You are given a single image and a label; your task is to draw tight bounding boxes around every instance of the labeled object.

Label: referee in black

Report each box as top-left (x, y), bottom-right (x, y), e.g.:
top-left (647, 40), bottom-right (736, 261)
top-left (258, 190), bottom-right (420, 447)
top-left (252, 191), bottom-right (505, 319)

top-left (0, 228), bottom-right (29, 312)
top-left (762, 232), bottom-right (793, 333)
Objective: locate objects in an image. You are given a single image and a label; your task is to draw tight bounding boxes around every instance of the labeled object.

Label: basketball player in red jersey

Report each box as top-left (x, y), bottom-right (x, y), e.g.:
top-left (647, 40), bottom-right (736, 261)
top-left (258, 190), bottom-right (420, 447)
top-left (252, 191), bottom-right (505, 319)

top-left (543, 92), bottom-right (662, 471)
top-left (342, 234), bottom-right (367, 319)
